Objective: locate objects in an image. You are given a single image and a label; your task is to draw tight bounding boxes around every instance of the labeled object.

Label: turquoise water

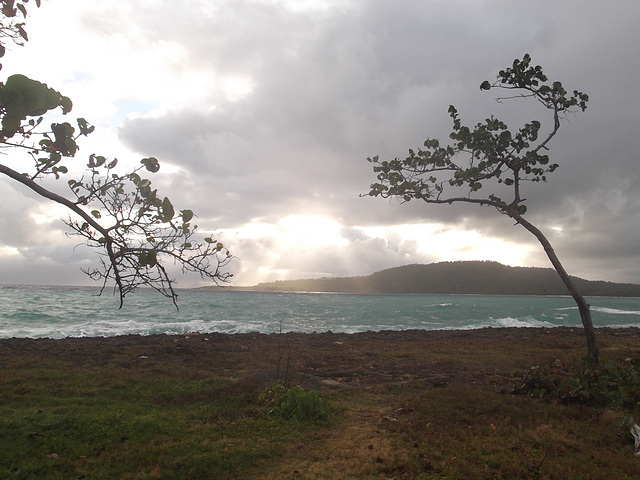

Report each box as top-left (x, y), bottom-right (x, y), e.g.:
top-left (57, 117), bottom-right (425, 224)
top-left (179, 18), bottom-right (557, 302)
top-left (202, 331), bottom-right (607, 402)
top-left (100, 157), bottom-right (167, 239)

top-left (1, 285), bottom-right (639, 339)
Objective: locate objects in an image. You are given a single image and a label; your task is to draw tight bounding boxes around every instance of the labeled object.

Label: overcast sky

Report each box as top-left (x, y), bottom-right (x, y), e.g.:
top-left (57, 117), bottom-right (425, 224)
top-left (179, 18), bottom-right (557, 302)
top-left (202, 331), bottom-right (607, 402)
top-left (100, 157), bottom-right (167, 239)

top-left (1, 0), bottom-right (639, 287)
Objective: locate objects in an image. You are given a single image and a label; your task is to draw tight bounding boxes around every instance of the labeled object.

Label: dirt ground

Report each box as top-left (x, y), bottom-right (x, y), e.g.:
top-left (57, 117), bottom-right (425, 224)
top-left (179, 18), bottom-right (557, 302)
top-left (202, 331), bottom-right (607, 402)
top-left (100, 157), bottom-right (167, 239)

top-left (3, 327), bottom-right (639, 393)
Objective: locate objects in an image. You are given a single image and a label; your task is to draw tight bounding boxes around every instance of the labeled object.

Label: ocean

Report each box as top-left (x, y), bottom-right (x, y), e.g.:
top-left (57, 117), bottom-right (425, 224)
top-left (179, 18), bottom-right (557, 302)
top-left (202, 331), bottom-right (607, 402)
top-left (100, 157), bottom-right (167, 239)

top-left (1, 285), bottom-right (639, 339)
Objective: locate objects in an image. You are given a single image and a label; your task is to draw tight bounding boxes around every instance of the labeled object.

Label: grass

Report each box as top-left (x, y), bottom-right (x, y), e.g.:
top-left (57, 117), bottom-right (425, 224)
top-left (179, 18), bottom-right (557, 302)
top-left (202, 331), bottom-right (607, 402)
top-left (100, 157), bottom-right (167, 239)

top-left (1, 361), bottom-right (310, 479)
top-left (2, 330), bottom-right (640, 479)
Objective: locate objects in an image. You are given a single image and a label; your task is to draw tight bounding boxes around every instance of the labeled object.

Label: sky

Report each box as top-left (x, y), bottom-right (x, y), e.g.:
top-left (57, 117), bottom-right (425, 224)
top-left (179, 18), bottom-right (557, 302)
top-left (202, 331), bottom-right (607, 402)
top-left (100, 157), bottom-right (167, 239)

top-left (0, 0), bottom-right (639, 288)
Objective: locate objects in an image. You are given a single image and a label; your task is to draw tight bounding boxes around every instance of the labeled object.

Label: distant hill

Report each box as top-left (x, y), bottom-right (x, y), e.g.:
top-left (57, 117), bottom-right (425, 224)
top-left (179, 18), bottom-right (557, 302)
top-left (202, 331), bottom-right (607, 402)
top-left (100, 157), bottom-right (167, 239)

top-left (224, 261), bottom-right (640, 296)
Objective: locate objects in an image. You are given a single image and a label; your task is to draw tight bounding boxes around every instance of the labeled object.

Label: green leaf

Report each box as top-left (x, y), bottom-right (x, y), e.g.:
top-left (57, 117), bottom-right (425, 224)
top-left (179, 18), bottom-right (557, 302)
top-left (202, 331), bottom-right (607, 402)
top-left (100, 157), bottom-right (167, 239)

top-left (77, 117), bottom-right (95, 135)
top-left (181, 209), bottom-right (194, 223)
top-left (160, 197), bottom-right (174, 222)
top-left (50, 122), bottom-right (77, 155)
top-left (88, 154), bottom-right (106, 168)
top-left (91, 210), bottom-right (101, 218)
top-left (0, 75), bottom-right (69, 136)
top-left (141, 157), bottom-right (160, 173)
top-left (129, 172), bottom-right (141, 185)
top-left (139, 250), bottom-right (157, 268)
top-left (59, 96), bottom-right (72, 114)
top-left (204, 237), bottom-right (214, 244)
top-left (52, 166), bottom-right (67, 179)
top-left (480, 80), bottom-right (491, 91)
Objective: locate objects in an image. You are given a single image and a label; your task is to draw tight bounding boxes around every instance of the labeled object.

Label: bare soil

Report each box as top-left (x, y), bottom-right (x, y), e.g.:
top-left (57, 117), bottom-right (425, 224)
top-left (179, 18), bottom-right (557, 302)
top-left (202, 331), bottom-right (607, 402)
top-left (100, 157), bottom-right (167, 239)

top-left (3, 327), bottom-right (639, 392)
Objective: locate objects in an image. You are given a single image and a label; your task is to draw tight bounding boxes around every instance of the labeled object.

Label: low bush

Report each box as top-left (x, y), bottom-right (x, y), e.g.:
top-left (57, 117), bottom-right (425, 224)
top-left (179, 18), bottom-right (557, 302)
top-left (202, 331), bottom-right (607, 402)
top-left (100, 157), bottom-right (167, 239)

top-left (260, 381), bottom-right (329, 422)
top-left (514, 358), bottom-right (640, 408)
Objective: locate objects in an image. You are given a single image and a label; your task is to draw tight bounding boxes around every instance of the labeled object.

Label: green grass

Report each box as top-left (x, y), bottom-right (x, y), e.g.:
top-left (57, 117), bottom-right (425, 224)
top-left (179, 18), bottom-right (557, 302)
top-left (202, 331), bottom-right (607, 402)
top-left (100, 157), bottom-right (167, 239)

top-left (3, 332), bottom-right (640, 479)
top-left (0, 361), bottom-right (316, 479)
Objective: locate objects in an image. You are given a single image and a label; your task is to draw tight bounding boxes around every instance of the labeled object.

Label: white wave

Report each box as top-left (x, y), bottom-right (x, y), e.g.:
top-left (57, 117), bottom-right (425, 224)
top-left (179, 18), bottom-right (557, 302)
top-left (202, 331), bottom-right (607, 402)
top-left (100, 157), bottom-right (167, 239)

top-left (604, 323), bottom-right (640, 329)
top-left (492, 316), bottom-right (557, 328)
top-left (554, 305), bottom-right (640, 317)
top-left (591, 306), bottom-right (640, 316)
top-left (438, 316), bottom-right (557, 331)
top-left (0, 317), bottom-right (277, 339)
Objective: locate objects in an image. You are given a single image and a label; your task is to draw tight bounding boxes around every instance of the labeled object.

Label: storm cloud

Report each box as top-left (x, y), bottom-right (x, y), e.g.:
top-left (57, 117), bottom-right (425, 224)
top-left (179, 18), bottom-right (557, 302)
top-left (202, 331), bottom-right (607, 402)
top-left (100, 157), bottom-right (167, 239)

top-left (1, 0), bottom-right (638, 287)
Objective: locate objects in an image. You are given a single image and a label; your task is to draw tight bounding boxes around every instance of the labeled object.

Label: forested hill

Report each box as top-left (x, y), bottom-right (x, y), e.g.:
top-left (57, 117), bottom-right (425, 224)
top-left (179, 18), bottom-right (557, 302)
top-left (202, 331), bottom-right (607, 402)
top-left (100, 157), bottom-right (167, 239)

top-left (237, 261), bottom-right (640, 296)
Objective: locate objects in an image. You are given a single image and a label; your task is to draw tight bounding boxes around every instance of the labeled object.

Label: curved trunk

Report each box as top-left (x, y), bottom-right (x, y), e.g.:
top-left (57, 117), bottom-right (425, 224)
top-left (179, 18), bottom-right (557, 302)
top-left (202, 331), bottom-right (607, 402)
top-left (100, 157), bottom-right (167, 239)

top-left (513, 214), bottom-right (600, 365)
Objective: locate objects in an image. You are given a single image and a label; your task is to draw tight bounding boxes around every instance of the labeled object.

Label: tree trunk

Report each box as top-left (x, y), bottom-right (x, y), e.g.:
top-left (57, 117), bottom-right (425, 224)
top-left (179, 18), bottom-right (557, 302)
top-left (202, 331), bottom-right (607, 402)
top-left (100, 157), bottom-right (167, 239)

top-left (513, 214), bottom-right (600, 365)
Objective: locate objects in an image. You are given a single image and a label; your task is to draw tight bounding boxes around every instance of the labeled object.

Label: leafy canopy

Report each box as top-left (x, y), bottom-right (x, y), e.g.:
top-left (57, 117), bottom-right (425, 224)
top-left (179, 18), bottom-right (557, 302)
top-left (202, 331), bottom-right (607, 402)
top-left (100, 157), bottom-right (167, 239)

top-left (367, 54), bottom-right (588, 218)
top-left (0, 0), bottom-right (232, 308)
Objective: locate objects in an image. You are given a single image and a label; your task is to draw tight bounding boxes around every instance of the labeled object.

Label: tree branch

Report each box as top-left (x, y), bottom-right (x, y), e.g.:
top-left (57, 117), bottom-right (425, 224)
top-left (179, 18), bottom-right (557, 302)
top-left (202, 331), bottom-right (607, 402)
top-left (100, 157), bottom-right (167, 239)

top-left (0, 163), bottom-right (106, 236)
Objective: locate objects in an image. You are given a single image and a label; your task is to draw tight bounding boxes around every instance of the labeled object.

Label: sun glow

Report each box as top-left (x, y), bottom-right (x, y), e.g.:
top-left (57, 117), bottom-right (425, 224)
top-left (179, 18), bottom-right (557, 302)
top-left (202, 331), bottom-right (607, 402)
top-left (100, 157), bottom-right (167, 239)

top-left (0, 246), bottom-right (20, 257)
top-left (225, 217), bottom-right (533, 286)
top-left (267, 0), bottom-right (349, 13)
top-left (222, 76), bottom-right (255, 101)
top-left (355, 223), bottom-right (531, 267)
top-left (226, 215), bottom-right (346, 246)
top-left (225, 215), bottom-right (349, 284)
top-left (278, 215), bottom-right (347, 247)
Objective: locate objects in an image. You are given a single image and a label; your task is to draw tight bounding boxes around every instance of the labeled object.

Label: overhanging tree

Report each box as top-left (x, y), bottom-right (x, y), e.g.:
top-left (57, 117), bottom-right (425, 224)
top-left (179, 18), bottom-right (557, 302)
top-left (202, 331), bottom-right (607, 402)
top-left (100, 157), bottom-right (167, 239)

top-left (367, 54), bottom-right (600, 364)
top-left (0, 0), bottom-right (232, 308)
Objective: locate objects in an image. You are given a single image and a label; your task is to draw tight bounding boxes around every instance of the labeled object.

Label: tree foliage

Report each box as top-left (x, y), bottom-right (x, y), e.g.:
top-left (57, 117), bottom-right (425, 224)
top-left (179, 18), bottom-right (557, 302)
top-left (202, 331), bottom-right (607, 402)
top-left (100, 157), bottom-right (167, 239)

top-left (0, 0), bottom-right (232, 308)
top-left (368, 54), bottom-right (588, 216)
top-left (367, 54), bottom-right (599, 363)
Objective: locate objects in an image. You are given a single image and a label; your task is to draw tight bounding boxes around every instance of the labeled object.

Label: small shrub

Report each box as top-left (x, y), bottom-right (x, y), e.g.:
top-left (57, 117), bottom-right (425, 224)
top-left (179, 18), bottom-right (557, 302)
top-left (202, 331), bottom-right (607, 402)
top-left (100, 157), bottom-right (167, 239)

top-left (260, 381), bottom-right (329, 422)
top-left (514, 358), bottom-right (640, 408)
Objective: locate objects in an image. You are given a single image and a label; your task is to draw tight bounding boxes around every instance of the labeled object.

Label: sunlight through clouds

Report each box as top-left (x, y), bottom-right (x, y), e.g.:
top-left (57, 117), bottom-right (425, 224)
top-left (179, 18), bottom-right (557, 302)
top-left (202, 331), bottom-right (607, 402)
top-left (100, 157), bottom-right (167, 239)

top-left (1, 0), bottom-right (639, 287)
top-left (221, 219), bottom-right (532, 285)
top-left (222, 76), bottom-right (255, 101)
top-left (278, 215), bottom-right (348, 247)
top-left (356, 224), bottom-right (531, 268)
top-left (0, 246), bottom-right (20, 257)
top-left (228, 215), bottom-right (346, 247)
top-left (266, 0), bottom-right (350, 13)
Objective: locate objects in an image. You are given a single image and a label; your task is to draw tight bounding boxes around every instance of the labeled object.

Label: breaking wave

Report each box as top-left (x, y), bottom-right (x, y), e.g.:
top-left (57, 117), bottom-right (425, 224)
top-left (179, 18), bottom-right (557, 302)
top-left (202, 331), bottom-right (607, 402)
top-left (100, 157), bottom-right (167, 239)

top-left (1, 286), bottom-right (639, 338)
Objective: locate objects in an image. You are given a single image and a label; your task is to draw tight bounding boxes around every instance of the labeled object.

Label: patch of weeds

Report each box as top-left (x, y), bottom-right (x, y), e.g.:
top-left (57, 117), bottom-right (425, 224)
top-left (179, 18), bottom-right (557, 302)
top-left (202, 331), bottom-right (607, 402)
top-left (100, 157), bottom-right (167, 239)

top-left (369, 384), bottom-right (640, 479)
top-left (260, 381), bottom-right (329, 422)
top-left (514, 357), bottom-right (640, 407)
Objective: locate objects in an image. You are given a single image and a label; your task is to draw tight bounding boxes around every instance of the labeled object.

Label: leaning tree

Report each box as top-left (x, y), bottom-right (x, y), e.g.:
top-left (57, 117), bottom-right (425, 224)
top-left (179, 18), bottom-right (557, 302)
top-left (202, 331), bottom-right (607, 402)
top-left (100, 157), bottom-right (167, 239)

top-left (0, 0), bottom-right (232, 308)
top-left (367, 54), bottom-right (599, 364)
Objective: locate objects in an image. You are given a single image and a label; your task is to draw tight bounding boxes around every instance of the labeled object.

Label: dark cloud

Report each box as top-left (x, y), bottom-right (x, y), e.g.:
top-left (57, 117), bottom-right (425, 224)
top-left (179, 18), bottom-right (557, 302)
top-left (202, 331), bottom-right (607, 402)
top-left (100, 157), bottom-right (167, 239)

top-left (2, 0), bottom-right (639, 287)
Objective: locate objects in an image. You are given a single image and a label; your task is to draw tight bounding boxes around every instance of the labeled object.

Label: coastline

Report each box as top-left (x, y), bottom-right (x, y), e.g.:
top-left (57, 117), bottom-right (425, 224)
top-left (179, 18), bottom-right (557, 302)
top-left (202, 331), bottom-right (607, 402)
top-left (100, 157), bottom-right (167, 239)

top-left (5, 327), bottom-right (640, 478)
top-left (3, 327), bottom-right (640, 391)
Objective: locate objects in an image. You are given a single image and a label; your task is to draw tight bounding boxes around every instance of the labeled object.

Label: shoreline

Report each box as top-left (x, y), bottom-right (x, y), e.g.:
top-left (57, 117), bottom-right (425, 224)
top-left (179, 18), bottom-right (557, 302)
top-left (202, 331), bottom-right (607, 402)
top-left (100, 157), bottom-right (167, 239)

top-left (2, 324), bottom-right (639, 341)
top-left (5, 332), bottom-right (640, 477)
top-left (3, 327), bottom-right (640, 390)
